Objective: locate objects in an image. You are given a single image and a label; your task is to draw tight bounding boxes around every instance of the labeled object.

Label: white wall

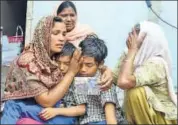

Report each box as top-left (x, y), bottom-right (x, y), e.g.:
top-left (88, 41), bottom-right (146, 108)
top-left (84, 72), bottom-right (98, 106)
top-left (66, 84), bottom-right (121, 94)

top-left (27, 1), bottom-right (177, 90)
top-left (159, 1), bottom-right (177, 88)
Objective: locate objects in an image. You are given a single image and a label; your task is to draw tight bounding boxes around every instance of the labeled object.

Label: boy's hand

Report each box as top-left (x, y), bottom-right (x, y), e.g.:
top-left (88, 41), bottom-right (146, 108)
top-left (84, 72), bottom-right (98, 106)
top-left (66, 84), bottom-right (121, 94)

top-left (39, 108), bottom-right (58, 120)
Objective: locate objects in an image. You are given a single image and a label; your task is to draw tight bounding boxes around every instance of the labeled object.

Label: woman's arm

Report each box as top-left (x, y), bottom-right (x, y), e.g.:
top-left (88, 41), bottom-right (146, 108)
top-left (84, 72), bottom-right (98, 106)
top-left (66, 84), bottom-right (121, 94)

top-left (117, 29), bottom-right (146, 90)
top-left (35, 50), bottom-right (82, 107)
top-left (35, 71), bottom-right (76, 107)
top-left (117, 49), bottom-right (137, 89)
top-left (99, 66), bottom-right (113, 91)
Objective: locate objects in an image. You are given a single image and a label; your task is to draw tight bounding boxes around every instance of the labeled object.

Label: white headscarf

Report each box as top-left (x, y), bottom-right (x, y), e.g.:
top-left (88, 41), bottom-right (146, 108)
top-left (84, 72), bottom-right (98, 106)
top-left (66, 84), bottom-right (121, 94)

top-left (128, 21), bottom-right (177, 106)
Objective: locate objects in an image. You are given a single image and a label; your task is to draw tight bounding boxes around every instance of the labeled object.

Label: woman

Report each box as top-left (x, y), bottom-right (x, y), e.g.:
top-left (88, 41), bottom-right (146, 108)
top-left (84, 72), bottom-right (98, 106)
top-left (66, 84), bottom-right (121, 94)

top-left (113, 21), bottom-right (177, 124)
top-left (1, 16), bottom-right (81, 124)
top-left (55, 1), bottom-right (94, 48)
top-left (1, 16), bottom-right (113, 124)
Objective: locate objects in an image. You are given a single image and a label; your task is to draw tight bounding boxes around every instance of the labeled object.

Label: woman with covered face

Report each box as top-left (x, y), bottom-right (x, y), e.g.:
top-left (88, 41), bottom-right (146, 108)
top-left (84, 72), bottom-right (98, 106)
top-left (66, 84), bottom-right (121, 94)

top-left (113, 21), bottom-right (177, 124)
top-left (1, 16), bottom-right (81, 124)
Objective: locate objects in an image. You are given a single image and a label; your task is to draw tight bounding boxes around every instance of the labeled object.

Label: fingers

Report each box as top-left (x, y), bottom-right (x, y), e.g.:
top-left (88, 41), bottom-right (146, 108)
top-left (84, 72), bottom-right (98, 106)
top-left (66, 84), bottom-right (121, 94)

top-left (128, 32), bottom-right (132, 48)
top-left (99, 74), bottom-right (112, 90)
top-left (132, 28), bottom-right (138, 38)
top-left (40, 114), bottom-right (50, 120)
top-left (73, 49), bottom-right (81, 61)
top-left (100, 86), bottom-right (110, 91)
top-left (100, 80), bottom-right (112, 90)
top-left (39, 112), bottom-right (48, 120)
top-left (39, 109), bottom-right (46, 115)
top-left (98, 71), bottom-right (107, 85)
top-left (79, 56), bottom-right (83, 65)
top-left (39, 110), bottom-right (51, 121)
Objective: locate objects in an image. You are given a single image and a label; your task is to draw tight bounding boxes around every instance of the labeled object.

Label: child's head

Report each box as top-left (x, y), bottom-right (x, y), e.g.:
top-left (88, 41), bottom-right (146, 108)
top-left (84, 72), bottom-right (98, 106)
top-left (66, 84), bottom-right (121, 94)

top-left (78, 35), bottom-right (108, 77)
top-left (56, 42), bottom-right (76, 75)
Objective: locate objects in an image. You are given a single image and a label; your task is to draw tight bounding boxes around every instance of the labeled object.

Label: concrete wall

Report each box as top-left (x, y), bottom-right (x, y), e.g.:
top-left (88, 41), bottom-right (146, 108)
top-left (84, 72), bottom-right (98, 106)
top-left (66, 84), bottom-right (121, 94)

top-left (25, 1), bottom-right (177, 91)
top-left (1, 1), bottom-right (27, 36)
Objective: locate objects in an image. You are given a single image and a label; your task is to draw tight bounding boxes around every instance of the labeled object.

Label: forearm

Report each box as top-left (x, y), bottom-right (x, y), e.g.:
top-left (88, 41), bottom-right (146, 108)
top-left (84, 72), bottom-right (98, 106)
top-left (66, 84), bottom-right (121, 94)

top-left (117, 49), bottom-right (137, 89)
top-left (35, 71), bottom-right (75, 107)
top-left (105, 103), bottom-right (117, 124)
top-left (55, 105), bottom-right (86, 117)
top-left (119, 49), bottom-right (137, 77)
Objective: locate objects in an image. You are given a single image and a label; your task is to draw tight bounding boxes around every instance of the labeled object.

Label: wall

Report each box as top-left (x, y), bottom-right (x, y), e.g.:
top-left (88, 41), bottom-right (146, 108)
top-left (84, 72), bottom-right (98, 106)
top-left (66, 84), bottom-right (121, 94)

top-left (26, 1), bottom-right (177, 91)
top-left (1, 1), bottom-right (27, 36)
top-left (159, 1), bottom-right (177, 90)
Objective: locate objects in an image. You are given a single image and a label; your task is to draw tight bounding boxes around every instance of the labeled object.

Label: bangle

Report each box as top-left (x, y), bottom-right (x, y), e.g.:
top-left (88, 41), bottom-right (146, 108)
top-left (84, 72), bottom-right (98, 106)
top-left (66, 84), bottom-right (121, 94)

top-left (124, 59), bottom-right (133, 62)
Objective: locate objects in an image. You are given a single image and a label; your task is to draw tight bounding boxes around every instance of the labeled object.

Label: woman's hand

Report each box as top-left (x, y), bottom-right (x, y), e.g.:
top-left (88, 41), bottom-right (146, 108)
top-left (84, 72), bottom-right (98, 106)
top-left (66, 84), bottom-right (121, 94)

top-left (99, 66), bottom-right (113, 91)
top-left (68, 49), bottom-right (82, 76)
top-left (126, 28), bottom-right (146, 51)
top-left (39, 108), bottom-right (58, 120)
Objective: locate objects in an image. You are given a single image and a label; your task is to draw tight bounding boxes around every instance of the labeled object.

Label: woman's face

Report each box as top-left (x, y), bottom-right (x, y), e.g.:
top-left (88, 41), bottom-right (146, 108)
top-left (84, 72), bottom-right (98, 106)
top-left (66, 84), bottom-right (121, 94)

top-left (57, 7), bottom-right (77, 32)
top-left (50, 22), bottom-right (67, 54)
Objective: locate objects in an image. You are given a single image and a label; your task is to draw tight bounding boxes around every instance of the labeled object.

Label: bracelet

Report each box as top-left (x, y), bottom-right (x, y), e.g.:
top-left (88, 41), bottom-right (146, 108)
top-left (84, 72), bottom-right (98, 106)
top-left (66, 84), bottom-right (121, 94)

top-left (124, 59), bottom-right (133, 62)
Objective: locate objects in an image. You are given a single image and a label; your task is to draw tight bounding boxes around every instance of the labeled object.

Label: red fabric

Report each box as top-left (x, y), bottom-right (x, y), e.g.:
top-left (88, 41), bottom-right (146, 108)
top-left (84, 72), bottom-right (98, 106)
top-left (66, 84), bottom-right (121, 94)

top-left (8, 36), bottom-right (23, 43)
top-left (16, 118), bottom-right (43, 124)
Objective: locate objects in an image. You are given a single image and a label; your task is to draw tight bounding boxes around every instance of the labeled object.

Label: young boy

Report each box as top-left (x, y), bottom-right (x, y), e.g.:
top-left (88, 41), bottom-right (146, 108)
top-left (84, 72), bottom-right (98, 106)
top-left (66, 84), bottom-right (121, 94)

top-left (75, 35), bottom-right (127, 124)
top-left (40, 36), bottom-right (127, 124)
top-left (39, 42), bottom-right (87, 121)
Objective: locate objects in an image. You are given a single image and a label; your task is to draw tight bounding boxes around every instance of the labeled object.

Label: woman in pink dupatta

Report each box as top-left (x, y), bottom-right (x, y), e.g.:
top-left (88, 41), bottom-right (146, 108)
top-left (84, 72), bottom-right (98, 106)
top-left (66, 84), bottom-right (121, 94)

top-left (55, 1), bottom-right (95, 48)
top-left (1, 15), bottom-right (81, 124)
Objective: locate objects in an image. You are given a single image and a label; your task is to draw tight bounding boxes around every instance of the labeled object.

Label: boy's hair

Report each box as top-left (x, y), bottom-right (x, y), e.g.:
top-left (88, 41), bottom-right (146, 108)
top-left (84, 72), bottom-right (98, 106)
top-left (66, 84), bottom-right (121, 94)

top-left (79, 35), bottom-right (108, 64)
top-left (55, 42), bottom-right (76, 60)
top-left (60, 42), bottom-right (76, 57)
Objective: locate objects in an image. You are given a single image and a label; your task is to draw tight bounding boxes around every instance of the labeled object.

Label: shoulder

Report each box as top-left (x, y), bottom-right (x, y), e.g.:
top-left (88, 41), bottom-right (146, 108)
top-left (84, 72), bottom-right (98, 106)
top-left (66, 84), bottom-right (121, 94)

top-left (143, 57), bottom-right (165, 70)
top-left (78, 23), bottom-right (94, 33)
top-left (135, 57), bottom-right (167, 82)
top-left (17, 51), bottom-right (35, 67)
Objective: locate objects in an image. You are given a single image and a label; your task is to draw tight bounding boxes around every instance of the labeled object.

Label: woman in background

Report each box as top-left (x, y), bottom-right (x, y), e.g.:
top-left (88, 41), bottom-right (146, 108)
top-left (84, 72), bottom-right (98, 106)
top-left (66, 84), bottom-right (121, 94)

top-left (55, 1), bottom-right (94, 48)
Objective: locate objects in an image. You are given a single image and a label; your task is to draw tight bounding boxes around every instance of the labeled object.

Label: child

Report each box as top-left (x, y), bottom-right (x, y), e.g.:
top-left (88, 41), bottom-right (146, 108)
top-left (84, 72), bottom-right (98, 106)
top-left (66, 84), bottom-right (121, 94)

top-left (40, 36), bottom-right (127, 124)
top-left (75, 35), bottom-right (127, 124)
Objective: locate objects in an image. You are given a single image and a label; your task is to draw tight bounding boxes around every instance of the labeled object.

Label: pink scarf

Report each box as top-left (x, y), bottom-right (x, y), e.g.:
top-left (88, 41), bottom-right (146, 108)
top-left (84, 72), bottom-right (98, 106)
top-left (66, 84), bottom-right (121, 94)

top-left (66, 23), bottom-right (94, 47)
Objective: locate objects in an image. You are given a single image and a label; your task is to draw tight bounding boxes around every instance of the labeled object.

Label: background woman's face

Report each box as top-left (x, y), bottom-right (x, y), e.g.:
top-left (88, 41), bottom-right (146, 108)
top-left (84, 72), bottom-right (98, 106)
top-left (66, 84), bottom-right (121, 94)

top-left (50, 22), bottom-right (67, 54)
top-left (57, 7), bottom-right (77, 32)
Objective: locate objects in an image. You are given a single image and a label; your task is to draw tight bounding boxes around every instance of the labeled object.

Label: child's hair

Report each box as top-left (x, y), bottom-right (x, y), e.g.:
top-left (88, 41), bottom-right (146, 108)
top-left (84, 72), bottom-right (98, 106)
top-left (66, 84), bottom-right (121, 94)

top-left (79, 35), bottom-right (108, 64)
top-left (56, 42), bottom-right (76, 59)
top-left (60, 42), bottom-right (76, 56)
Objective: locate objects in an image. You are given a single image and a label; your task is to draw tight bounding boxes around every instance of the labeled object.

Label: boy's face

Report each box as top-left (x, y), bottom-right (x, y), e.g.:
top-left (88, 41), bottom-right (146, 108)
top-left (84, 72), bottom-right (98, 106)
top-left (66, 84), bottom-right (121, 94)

top-left (78, 56), bottom-right (98, 77)
top-left (58, 55), bottom-right (71, 75)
